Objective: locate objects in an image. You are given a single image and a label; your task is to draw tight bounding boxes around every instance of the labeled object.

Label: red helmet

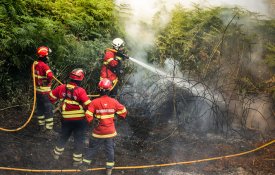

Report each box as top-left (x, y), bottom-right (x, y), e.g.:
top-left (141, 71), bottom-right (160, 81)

top-left (69, 68), bottom-right (85, 81)
top-left (37, 46), bottom-right (51, 57)
top-left (98, 78), bottom-right (112, 90)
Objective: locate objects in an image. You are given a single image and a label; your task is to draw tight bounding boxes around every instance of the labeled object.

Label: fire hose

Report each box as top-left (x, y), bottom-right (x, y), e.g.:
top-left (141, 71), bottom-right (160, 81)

top-left (0, 62), bottom-right (37, 132)
top-left (0, 62), bottom-right (99, 132)
top-left (0, 139), bottom-right (274, 173)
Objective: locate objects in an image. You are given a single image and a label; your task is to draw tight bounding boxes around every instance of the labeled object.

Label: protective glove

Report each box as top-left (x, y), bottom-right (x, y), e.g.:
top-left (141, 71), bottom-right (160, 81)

top-left (122, 53), bottom-right (129, 60)
top-left (116, 51), bottom-right (129, 60)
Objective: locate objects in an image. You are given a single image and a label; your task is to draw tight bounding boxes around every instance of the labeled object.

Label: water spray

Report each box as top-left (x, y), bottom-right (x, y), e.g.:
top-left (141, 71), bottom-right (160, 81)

top-left (128, 57), bottom-right (225, 104)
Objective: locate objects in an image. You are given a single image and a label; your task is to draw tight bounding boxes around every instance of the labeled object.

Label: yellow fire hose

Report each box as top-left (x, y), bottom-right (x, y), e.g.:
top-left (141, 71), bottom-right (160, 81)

top-left (0, 63), bottom-right (65, 132)
top-left (0, 63), bottom-right (37, 132)
top-left (0, 139), bottom-right (274, 173)
top-left (0, 63), bottom-right (274, 173)
top-left (0, 63), bottom-right (101, 131)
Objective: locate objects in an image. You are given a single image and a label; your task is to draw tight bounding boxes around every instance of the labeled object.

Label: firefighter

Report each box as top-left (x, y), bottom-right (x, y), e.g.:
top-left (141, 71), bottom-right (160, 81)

top-left (80, 78), bottom-right (127, 175)
top-left (49, 68), bottom-right (91, 167)
top-left (34, 46), bottom-right (55, 134)
top-left (100, 38), bottom-right (129, 97)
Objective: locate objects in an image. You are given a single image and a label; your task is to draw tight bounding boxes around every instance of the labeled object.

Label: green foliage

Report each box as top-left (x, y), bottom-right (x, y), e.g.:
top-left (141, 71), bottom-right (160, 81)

top-left (260, 19), bottom-right (275, 71)
top-left (151, 5), bottom-right (275, 99)
top-left (152, 5), bottom-right (224, 75)
top-left (0, 0), bottom-right (121, 102)
top-left (265, 43), bottom-right (275, 69)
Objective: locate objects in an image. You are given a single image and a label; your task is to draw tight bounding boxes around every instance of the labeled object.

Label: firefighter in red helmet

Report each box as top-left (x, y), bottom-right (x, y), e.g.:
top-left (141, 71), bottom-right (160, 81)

top-left (49, 68), bottom-right (91, 167)
top-left (33, 46), bottom-right (55, 135)
top-left (80, 78), bottom-right (127, 175)
top-left (100, 38), bottom-right (129, 98)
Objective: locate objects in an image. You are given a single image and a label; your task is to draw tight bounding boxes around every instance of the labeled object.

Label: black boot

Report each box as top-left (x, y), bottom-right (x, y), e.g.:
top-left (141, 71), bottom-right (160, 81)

top-left (79, 162), bottom-right (90, 172)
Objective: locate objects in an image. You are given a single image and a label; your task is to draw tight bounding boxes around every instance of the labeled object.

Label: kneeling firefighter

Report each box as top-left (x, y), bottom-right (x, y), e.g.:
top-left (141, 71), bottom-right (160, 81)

top-left (100, 38), bottom-right (129, 97)
top-left (49, 68), bottom-right (91, 166)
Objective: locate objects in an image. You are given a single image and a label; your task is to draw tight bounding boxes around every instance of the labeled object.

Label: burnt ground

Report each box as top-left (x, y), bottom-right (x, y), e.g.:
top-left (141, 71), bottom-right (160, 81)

top-left (0, 106), bottom-right (275, 175)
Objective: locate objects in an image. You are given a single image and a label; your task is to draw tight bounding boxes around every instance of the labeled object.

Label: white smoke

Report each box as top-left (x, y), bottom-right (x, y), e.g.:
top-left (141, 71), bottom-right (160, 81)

top-left (115, 0), bottom-right (182, 58)
top-left (115, 0), bottom-right (271, 115)
top-left (182, 0), bottom-right (272, 17)
top-left (115, 0), bottom-right (272, 58)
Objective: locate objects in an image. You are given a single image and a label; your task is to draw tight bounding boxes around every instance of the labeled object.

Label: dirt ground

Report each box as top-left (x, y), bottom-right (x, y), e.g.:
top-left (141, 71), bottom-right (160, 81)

top-left (0, 107), bottom-right (275, 175)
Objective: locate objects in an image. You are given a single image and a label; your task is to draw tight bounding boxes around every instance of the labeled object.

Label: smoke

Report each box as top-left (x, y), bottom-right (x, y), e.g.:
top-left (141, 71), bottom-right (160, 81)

top-left (115, 0), bottom-right (182, 59)
top-left (115, 0), bottom-right (275, 134)
top-left (115, 0), bottom-right (273, 85)
top-left (182, 0), bottom-right (273, 17)
top-left (115, 0), bottom-right (273, 57)
top-left (115, 0), bottom-right (273, 76)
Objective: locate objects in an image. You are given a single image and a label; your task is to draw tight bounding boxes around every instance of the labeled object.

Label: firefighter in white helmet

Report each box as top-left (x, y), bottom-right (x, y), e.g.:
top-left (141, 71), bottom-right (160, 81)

top-left (99, 38), bottom-right (129, 98)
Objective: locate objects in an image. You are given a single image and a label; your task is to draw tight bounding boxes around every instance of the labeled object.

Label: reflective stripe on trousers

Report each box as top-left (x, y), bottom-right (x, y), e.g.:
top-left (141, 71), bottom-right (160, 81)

top-left (54, 146), bottom-right (64, 156)
top-left (57, 119), bottom-right (87, 156)
top-left (73, 153), bottom-right (83, 163)
top-left (37, 115), bottom-right (45, 126)
top-left (83, 137), bottom-right (115, 168)
top-left (36, 93), bottom-right (53, 123)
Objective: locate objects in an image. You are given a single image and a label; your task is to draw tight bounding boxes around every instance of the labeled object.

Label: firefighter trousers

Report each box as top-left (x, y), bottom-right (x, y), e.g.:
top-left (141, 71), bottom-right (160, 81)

top-left (84, 137), bottom-right (115, 165)
top-left (56, 119), bottom-right (87, 154)
top-left (36, 93), bottom-right (53, 128)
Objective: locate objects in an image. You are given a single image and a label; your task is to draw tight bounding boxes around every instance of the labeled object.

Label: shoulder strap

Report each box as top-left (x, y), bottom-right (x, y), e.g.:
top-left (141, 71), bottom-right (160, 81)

top-left (65, 84), bottom-right (79, 101)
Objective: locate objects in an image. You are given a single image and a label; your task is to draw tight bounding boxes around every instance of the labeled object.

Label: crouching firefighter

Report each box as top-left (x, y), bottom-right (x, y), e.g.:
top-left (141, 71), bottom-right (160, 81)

top-left (33, 46), bottom-right (55, 135)
top-left (80, 78), bottom-right (127, 175)
top-left (100, 38), bottom-right (129, 97)
top-left (49, 68), bottom-right (91, 167)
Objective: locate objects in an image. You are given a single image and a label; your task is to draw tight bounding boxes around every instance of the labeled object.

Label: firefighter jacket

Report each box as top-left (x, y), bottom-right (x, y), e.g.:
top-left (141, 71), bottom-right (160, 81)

top-left (49, 82), bottom-right (91, 120)
top-left (34, 60), bottom-right (53, 94)
top-left (85, 95), bottom-right (127, 138)
top-left (100, 49), bottom-right (124, 87)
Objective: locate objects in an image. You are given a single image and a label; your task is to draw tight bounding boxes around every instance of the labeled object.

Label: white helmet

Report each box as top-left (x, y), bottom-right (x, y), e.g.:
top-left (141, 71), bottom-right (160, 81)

top-left (112, 38), bottom-right (124, 50)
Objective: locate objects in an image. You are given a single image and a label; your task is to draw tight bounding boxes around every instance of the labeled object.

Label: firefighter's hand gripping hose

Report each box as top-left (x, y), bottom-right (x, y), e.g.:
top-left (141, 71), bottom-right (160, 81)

top-left (0, 140), bottom-right (274, 173)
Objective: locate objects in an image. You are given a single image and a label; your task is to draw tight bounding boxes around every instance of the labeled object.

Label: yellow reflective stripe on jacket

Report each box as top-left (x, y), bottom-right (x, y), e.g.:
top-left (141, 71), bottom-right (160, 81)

top-left (62, 107), bottom-right (85, 118)
top-left (62, 114), bottom-right (85, 118)
top-left (116, 107), bottom-right (126, 115)
top-left (36, 86), bottom-right (51, 92)
top-left (116, 56), bottom-right (123, 61)
top-left (86, 110), bottom-right (93, 116)
top-left (95, 114), bottom-right (114, 119)
top-left (66, 84), bottom-right (75, 89)
top-left (103, 58), bottom-right (114, 65)
top-left (92, 132), bottom-right (117, 138)
top-left (46, 69), bottom-right (52, 75)
top-left (64, 99), bottom-right (80, 105)
top-left (84, 99), bottom-right (91, 106)
top-left (34, 75), bottom-right (47, 79)
top-left (49, 91), bottom-right (57, 100)
top-left (62, 109), bottom-right (85, 115)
